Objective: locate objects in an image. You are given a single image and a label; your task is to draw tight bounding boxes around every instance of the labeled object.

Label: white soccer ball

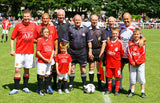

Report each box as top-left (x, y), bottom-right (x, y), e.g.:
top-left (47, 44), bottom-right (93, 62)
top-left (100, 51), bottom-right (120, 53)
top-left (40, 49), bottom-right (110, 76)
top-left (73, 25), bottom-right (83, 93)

top-left (84, 83), bottom-right (95, 93)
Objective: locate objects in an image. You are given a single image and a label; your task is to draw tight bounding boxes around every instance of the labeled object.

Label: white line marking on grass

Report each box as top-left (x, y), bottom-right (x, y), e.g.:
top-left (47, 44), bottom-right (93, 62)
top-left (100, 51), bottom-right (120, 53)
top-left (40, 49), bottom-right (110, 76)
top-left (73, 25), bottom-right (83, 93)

top-left (102, 92), bottom-right (111, 103)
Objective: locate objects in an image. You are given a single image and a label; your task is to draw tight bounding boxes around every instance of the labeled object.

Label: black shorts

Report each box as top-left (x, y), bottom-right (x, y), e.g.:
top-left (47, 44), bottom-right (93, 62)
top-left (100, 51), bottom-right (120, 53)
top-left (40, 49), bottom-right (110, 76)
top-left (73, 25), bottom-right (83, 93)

top-left (68, 48), bottom-right (87, 66)
top-left (88, 48), bottom-right (104, 63)
top-left (121, 58), bottom-right (129, 64)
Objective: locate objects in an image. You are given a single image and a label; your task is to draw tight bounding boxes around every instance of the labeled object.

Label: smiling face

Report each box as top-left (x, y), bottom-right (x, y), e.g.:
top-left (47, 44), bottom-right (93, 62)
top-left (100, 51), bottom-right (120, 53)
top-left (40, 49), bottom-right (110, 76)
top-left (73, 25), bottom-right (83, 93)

top-left (111, 30), bottom-right (119, 41)
top-left (133, 31), bottom-right (141, 41)
top-left (57, 10), bottom-right (65, 23)
top-left (42, 28), bottom-right (49, 39)
top-left (123, 13), bottom-right (131, 27)
top-left (74, 15), bottom-right (82, 28)
top-left (108, 16), bottom-right (115, 29)
top-left (42, 13), bottom-right (49, 25)
top-left (91, 15), bottom-right (98, 28)
top-left (23, 13), bottom-right (31, 24)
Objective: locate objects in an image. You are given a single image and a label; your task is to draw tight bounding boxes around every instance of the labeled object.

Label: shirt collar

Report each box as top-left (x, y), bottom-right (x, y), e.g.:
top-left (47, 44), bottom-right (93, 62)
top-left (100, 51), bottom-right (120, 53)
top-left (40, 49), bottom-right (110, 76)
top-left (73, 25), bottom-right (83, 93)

top-left (55, 19), bottom-right (66, 24)
top-left (89, 25), bottom-right (100, 30)
top-left (73, 24), bottom-right (83, 28)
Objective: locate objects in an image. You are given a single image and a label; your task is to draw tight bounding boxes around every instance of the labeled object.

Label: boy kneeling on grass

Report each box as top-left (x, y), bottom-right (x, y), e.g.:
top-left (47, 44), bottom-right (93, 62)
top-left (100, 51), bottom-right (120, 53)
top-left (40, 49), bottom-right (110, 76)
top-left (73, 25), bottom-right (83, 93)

top-left (104, 27), bottom-right (124, 96)
top-left (127, 28), bottom-right (146, 98)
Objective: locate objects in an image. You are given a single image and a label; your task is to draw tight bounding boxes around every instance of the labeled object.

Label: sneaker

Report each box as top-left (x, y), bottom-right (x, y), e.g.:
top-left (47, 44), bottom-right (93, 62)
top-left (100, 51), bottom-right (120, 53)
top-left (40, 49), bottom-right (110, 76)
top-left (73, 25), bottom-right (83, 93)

top-left (104, 90), bottom-right (111, 95)
top-left (39, 90), bottom-right (45, 96)
top-left (128, 92), bottom-right (134, 97)
top-left (68, 85), bottom-right (74, 91)
top-left (58, 89), bottom-right (62, 94)
top-left (9, 89), bottom-right (20, 95)
top-left (23, 88), bottom-right (31, 93)
top-left (64, 89), bottom-right (70, 94)
top-left (114, 91), bottom-right (119, 96)
top-left (141, 93), bottom-right (146, 98)
top-left (83, 86), bottom-right (87, 93)
top-left (48, 86), bottom-right (54, 93)
top-left (45, 89), bottom-right (53, 94)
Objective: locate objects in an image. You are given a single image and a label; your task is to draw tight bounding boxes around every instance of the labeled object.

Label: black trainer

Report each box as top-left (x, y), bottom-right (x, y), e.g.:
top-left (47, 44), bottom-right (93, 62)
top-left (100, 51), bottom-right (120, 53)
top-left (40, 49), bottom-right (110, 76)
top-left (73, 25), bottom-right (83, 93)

top-left (141, 93), bottom-right (146, 98)
top-left (39, 90), bottom-right (45, 96)
top-left (104, 90), bottom-right (111, 95)
top-left (45, 89), bottom-right (53, 94)
top-left (68, 85), bottom-right (74, 91)
top-left (114, 91), bottom-right (119, 96)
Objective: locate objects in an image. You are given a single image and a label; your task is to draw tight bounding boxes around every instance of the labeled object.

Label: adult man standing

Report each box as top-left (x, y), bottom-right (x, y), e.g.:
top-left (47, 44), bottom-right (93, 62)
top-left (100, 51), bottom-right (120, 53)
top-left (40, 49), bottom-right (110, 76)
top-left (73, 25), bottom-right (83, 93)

top-left (9, 10), bottom-right (37, 95)
top-left (88, 14), bottom-right (106, 90)
top-left (119, 12), bottom-right (146, 93)
top-left (1, 17), bottom-right (11, 43)
top-left (62, 14), bottom-right (93, 92)
top-left (51, 9), bottom-right (70, 90)
top-left (35, 13), bottom-right (58, 94)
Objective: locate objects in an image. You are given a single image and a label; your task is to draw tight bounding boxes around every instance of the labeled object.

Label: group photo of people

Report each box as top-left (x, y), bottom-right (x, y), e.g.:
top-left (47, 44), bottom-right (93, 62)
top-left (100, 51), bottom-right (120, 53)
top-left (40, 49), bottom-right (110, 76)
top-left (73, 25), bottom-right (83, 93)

top-left (3, 8), bottom-right (147, 99)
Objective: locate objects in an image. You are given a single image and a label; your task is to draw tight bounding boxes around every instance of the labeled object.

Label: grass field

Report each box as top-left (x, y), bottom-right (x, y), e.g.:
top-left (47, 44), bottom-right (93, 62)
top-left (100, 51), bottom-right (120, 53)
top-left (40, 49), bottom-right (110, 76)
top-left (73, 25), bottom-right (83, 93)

top-left (0, 28), bottom-right (160, 103)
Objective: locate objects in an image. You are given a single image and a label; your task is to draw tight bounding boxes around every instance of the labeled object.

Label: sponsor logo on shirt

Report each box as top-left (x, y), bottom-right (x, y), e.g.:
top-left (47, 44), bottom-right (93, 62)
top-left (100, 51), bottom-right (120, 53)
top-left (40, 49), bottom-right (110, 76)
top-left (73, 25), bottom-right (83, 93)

top-left (45, 46), bottom-right (52, 52)
top-left (107, 50), bottom-right (115, 55)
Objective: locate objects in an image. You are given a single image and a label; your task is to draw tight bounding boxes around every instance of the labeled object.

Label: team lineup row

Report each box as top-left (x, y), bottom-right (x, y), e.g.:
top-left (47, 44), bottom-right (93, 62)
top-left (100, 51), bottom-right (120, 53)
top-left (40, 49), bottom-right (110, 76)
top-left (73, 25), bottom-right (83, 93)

top-left (7, 9), bottom-right (146, 98)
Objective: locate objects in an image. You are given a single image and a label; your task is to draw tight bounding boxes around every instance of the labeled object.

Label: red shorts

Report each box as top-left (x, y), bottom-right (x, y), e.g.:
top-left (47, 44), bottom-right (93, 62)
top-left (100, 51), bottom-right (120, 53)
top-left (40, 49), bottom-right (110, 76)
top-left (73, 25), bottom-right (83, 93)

top-left (106, 67), bottom-right (121, 78)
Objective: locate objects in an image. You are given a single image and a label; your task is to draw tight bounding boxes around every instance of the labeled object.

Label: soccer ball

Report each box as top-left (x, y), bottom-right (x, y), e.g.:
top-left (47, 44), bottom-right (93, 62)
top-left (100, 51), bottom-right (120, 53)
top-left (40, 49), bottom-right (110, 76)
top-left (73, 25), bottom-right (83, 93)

top-left (84, 84), bottom-right (95, 93)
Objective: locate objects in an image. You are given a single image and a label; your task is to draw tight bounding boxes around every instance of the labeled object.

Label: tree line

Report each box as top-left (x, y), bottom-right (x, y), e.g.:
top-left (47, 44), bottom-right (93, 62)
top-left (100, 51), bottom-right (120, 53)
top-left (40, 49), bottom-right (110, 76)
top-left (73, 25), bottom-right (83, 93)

top-left (0, 0), bottom-right (160, 19)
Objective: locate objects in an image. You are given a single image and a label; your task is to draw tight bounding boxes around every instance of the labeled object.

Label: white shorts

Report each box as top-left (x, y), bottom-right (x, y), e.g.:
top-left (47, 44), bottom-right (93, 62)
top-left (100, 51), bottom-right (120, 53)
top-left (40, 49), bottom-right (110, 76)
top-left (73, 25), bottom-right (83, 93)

top-left (37, 62), bottom-right (52, 76)
top-left (51, 59), bottom-right (55, 65)
top-left (130, 63), bottom-right (146, 85)
top-left (2, 30), bottom-right (9, 34)
top-left (15, 54), bottom-right (35, 68)
top-left (57, 73), bottom-right (68, 80)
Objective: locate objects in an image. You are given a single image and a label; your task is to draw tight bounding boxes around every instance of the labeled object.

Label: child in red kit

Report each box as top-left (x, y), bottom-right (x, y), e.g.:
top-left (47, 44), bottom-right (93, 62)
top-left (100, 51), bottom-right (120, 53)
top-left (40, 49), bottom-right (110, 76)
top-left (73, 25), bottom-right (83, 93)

top-left (55, 42), bottom-right (72, 94)
top-left (127, 28), bottom-right (146, 98)
top-left (36, 26), bottom-right (55, 96)
top-left (105, 27), bottom-right (124, 96)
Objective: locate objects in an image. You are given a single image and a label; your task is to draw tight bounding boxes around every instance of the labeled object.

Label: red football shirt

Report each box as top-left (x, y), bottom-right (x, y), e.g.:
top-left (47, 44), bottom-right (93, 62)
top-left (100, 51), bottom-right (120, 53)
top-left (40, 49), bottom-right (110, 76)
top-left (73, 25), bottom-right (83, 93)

top-left (127, 40), bottom-right (146, 65)
top-left (35, 24), bottom-right (58, 57)
top-left (55, 53), bottom-right (72, 73)
top-left (2, 20), bottom-right (11, 30)
top-left (11, 22), bottom-right (37, 54)
top-left (37, 37), bottom-right (54, 63)
top-left (105, 39), bottom-right (124, 68)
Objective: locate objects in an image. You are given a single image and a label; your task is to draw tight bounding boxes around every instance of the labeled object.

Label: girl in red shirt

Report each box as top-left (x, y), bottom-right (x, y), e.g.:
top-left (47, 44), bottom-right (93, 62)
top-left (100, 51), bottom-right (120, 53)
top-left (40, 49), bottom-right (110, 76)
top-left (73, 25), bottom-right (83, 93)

top-left (36, 26), bottom-right (54, 96)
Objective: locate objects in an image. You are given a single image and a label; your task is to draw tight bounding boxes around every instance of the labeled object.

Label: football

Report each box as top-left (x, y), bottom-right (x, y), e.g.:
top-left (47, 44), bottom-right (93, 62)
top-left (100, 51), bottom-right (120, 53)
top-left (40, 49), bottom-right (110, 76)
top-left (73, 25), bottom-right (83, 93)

top-left (84, 84), bottom-right (95, 93)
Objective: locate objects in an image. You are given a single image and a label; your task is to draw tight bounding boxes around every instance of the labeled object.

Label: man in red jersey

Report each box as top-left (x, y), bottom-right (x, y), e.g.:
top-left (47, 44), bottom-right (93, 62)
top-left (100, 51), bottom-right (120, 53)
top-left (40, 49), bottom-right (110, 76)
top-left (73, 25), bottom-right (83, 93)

top-left (9, 10), bottom-right (37, 95)
top-left (35, 13), bottom-right (58, 93)
top-left (1, 17), bottom-right (11, 43)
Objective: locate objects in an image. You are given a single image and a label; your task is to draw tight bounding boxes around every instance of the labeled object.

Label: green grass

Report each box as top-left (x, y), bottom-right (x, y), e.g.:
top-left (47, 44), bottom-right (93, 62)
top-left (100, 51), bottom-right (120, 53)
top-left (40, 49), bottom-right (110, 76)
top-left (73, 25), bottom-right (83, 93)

top-left (0, 28), bottom-right (159, 103)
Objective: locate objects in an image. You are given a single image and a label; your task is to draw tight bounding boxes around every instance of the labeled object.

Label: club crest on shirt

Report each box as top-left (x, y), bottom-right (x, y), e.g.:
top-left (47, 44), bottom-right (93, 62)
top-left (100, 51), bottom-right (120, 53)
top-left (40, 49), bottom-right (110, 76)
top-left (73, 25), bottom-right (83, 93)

top-left (66, 56), bottom-right (68, 58)
top-left (134, 46), bottom-right (137, 51)
top-left (32, 28), bottom-right (33, 30)
top-left (49, 42), bottom-right (52, 45)
top-left (50, 31), bottom-right (53, 34)
top-left (115, 47), bottom-right (118, 51)
top-left (82, 32), bottom-right (85, 36)
top-left (16, 63), bottom-right (18, 66)
top-left (42, 71), bottom-right (44, 74)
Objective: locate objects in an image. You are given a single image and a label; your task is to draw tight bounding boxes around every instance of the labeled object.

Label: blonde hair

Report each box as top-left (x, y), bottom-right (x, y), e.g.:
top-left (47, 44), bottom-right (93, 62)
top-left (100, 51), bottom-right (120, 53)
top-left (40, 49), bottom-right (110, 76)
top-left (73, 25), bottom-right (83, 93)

top-left (60, 42), bottom-right (68, 49)
top-left (40, 26), bottom-right (49, 36)
top-left (133, 28), bottom-right (141, 34)
top-left (111, 27), bottom-right (119, 33)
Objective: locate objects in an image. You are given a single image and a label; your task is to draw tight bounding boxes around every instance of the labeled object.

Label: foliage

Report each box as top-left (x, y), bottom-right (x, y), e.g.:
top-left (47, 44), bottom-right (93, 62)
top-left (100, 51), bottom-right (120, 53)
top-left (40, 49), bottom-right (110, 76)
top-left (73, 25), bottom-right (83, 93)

top-left (0, 0), bottom-right (160, 18)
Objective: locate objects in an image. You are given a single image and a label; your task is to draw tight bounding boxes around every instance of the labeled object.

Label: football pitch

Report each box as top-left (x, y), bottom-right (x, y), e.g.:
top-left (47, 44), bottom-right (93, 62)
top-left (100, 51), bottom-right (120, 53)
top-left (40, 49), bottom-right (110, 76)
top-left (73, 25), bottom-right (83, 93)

top-left (0, 28), bottom-right (159, 103)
